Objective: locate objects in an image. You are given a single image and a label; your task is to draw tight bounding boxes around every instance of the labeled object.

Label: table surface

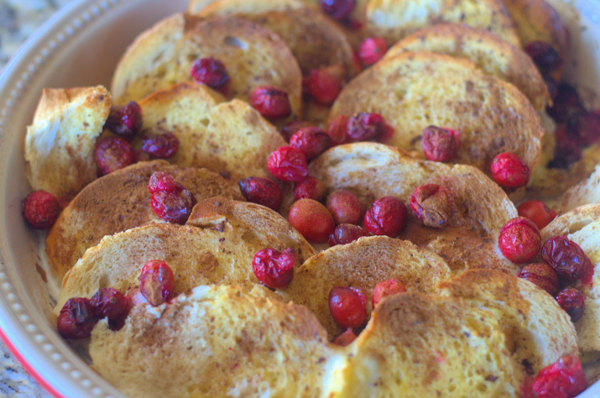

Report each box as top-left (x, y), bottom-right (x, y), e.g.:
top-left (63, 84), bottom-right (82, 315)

top-left (0, 1), bottom-right (75, 396)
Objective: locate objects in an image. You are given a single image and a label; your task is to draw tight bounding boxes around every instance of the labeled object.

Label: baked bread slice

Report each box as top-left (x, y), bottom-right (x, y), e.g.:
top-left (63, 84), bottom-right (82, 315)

top-left (90, 284), bottom-right (335, 398)
top-left (327, 52), bottom-right (544, 176)
top-left (111, 14), bottom-right (302, 123)
top-left (558, 164), bottom-right (600, 214)
top-left (309, 143), bottom-right (519, 274)
top-left (384, 23), bottom-right (550, 111)
top-left (279, 236), bottom-right (452, 337)
top-left (25, 86), bottom-right (111, 200)
top-left (45, 160), bottom-right (243, 281)
top-left (364, 0), bottom-right (521, 48)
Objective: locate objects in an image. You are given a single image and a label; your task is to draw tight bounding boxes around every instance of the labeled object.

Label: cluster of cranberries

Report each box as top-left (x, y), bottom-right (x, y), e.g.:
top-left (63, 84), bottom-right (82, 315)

top-left (149, 172), bottom-right (197, 224)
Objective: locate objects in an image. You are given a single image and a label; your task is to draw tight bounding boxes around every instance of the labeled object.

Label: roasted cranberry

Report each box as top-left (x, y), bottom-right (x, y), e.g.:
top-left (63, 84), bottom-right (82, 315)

top-left (517, 200), bottom-right (557, 230)
top-left (531, 355), bottom-right (586, 398)
top-left (541, 236), bottom-right (594, 285)
top-left (57, 298), bottom-right (98, 339)
top-left (556, 288), bottom-right (586, 322)
top-left (333, 329), bottom-right (357, 346)
top-left (567, 112), bottom-right (600, 147)
top-left (252, 248), bottom-right (296, 289)
top-left (548, 125), bottom-right (583, 170)
top-left (190, 57), bottom-right (229, 89)
top-left (250, 86), bottom-right (291, 119)
top-left (327, 114), bottom-right (350, 146)
top-left (151, 186), bottom-right (196, 224)
top-left (498, 217), bottom-right (541, 263)
top-left (288, 199), bottom-right (336, 243)
top-left (410, 184), bottom-right (454, 229)
top-left (268, 146), bottom-right (309, 182)
top-left (490, 152), bottom-right (530, 188)
top-left (239, 177), bottom-right (283, 210)
top-left (281, 121), bottom-right (313, 141)
top-left (139, 260), bottom-right (175, 306)
top-left (422, 126), bottom-right (459, 162)
top-left (372, 278), bottom-right (407, 308)
top-left (319, 0), bottom-right (355, 21)
top-left (326, 189), bottom-right (364, 225)
top-left (364, 197), bottom-right (407, 237)
top-left (547, 84), bottom-right (585, 124)
top-left (90, 288), bottom-right (130, 324)
top-left (140, 133), bottom-right (179, 159)
top-left (148, 172), bottom-right (178, 194)
top-left (329, 286), bottom-right (367, 329)
top-left (525, 41), bottom-right (561, 73)
top-left (347, 112), bottom-right (386, 142)
top-left (306, 67), bottom-right (344, 106)
top-left (358, 37), bottom-right (388, 66)
top-left (329, 224), bottom-right (368, 246)
top-left (290, 127), bottom-right (332, 161)
top-left (94, 136), bottom-right (136, 175)
top-left (518, 263), bottom-right (560, 296)
top-left (294, 177), bottom-right (327, 202)
top-left (22, 190), bottom-right (61, 229)
top-left (104, 101), bottom-right (143, 140)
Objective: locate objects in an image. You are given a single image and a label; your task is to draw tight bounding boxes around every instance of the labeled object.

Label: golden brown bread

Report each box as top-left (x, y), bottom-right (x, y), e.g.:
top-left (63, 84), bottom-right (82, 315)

top-left (25, 86), bottom-right (111, 200)
top-left (45, 161), bottom-right (243, 281)
top-left (327, 52), bottom-right (544, 176)
top-left (385, 23), bottom-right (550, 111)
top-left (558, 164), bottom-right (600, 214)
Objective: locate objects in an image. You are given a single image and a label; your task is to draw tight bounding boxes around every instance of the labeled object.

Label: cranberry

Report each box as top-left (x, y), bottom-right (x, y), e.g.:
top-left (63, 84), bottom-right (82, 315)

top-left (518, 263), bottom-right (560, 296)
top-left (358, 37), bottom-right (388, 66)
top-left (268, 146), bottom-right (309, 182)
top-left (567, 112), bottom-right (600, 147)
top-left (327, 114), bottom-right (350, 146)
top-left (288, 199), bottom-right (336, 243)
top-left (239, 177), bottom-right (283, 210)
top-left (333, 329), bottom-right (357, 346)
top-left (524, 41), bottom-right (561, 73)
top-left (422, 126), bottom-right (460, 162)
top-left (249, 86), bottom-right (291, 119)
top-left (548, 125), bottom-right (583, 169)
top-left (281, 121), bottom-right (313, 141)
top-left (190, 57), bottom-right (229, 89)
top-left (541, 236), bottom-right (594, 285)
top-left (531, 355), bottom-right (586, 398)
top-left (306, 67), bottom-right (343, 106)
top-left (139, 260), bottom-right (175, 306)
top-left (90, 287), bottom-right (130, 325)
top-left (151, 186), bottom-right (196, 224)
top-left (410, 184), bottom-right (454, 229)
top-left (329, 286), bottom-right (367, 329)
top-left (22, 190), bottom-right (61, 229)
top-left (140, 133), bottom-right (179, 159)
top-left (556, 288), bottom-right (586, 322)
top-left (148, 172), bottom-right (178, 194)
top-left (347, 112), bottom-right (386, 142)
top-left (326, 189), bottom-right (364, 225)
top-left (372, 278), bottom-right (407, 309)
top-left (499, 217), bottom-right (541, 263)
top-left (252, 248), bottom-right (296, 289)
top-left (490, 152), bottom-right (530, 188)
top-left (328, 224), bottom-right (368, 246)
top-left (517, 200), bottom-right (557, 230)
top-left (94, 136), bottom-right (136, 175)
top-left (319, 0), bottom-right (355, 21)
top-left (364, 197), bottom-right (407, 237)
top-left (294, 177), bottom-right (327, 202)
top-left (104, 101), bottom-right (143, 140)
top-left (290, 127), bottom-right (332, 161)
top-left (57, 298), bottom-right (98, 340)
top-left (547, 84), bottom-right (585, 124)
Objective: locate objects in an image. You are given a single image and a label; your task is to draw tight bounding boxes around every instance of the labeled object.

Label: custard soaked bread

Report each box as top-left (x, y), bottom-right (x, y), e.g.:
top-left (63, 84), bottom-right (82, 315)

top-left (328, 52), bottom-right (544, 176)
top-left (385, 24), bottom-right (550, 111)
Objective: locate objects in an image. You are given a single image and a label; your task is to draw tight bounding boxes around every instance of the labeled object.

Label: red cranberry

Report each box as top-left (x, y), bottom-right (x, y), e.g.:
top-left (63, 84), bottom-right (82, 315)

top-left (22, 190), bottom-right (61, 229)
top-left (326, 189), bottom-right (365, 225)
top-left (249, 86), bottom-right (291, 119)
top-left (422, 126), bottom-right (459, 162)
top-left (252, 248), bottom-right (296, 289)
top-left (141, 133), bottom-right (179, 159)
top-left (281, 121), bottom-right (313, 141)
top-left (319, 0), bottom-right (355, 21)
top-left (531, 355), bottom-right (586, 398)
top-left (548, 124), bottom-right (583, 170)
top-left (104, 101), bottom-right (143, 140)
top-left (90, 287), bottom-right (130, 324)
top-left (498, 217), bottom-right (541, 263)
top-left (518, 263), bottom-right (560, 296)
top-left (294, 177), bottom-right (327, 202)
top-left (556, 288), bottom-right (586, 322)
top-left (306, 67), bottom-right (343, 106)
top-left (517, 200), bottom-right (557, 230)
top-left (358, 38), bottom-right (388, 66)
top-left (347, 112), bottom-right (386, 142)
top-left (333, 329), bottom-right (357, 346)
top-left (410, 184), bottom-right (454, 229)
top-left (327, 114), bottom-right (350, 146)
top-left (268, 146), bottom-right (309, 182)
top-left (567, 112), bottom-right (600, 147)
top-left (372, 279), bottom-right (407, 308)
top-left (151, 186), bottom-right (196, 225)
top-left (94, 136), bottom-right (136, 175)
top-left (290, 127), bottom-right (332, 160)
top-left (328, 224), bottom-right (368, 246)
top-left (148, 172), bottom-right (178, 194)
top-left (239, 177), bottom-right (283, 210)
top-left (525, 41), bottom-right (561, 73)
top-left (288, 199), bottom-right (336, 243)
top-left (547, 84), bottom-right (585, 124)
top-left (139, 260), bottom-right (175, 306)
top-left (490, 152), bottom-right (530, 188)
top-left (190, 57), bottom-right (229, 89)
top-left (57, 298), bottom-right (99, 340)
top-left (364, 197), bottom-right (407, 237)
top-left (329, 286), bottom-right (367, 329)
top-left (541, 236), bottom-right (594, 285)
